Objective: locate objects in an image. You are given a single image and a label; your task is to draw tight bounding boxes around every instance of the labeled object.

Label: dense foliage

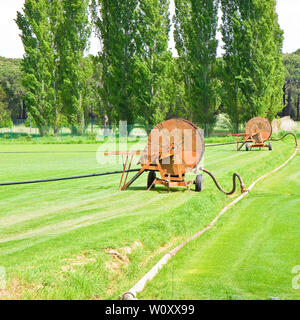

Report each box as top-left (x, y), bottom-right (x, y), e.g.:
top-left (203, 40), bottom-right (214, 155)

top-left (282, 51), bottom-right (300, 120)
top-left (220, 0), bottom-right (285, 132)
top-left (91, 0), bottom-right (178, 132)
top-left (0, 0), bottom-right (295, 135)
top-left (174, 0), bottom-right (220, 134)
top-left (16, 0), bottom-right (92, 135)
top-left (0, 56), bottom-right (24, 122)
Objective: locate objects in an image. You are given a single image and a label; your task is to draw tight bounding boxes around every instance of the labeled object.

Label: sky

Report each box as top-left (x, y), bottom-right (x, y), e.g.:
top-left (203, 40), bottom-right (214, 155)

top-left (0, 0), bottom-right (299, 59)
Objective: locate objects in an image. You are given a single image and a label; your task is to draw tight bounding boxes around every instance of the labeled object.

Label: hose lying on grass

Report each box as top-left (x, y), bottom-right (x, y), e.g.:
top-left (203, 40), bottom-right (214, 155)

top-left (0, 169), bottom-right (140, 186)
top-left (269, 132), bottom-right (298, 147)
top-left (205, 141), bottom-right (243, 147)
top-left (121, 132), bottom-right (298, 300)
top-left (201, 169), bottom-right (247, 195)
top-left (0, 141), bottom-right (243, 154)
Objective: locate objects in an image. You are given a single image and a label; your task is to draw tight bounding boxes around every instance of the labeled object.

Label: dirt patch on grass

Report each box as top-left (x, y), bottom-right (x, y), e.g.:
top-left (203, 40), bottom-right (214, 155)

top-left (0, 277), bottom-right (43, 300)
top-left (105, 241), bottom-right (143, 274)
top-left (103, 241), bottom-right (143, 298)
top-left (103, 239), bottom-right (180, 298)
top-left (61, 251), bottom-right (97, 273)
top-left (0, 278), bottom-right (22, 300)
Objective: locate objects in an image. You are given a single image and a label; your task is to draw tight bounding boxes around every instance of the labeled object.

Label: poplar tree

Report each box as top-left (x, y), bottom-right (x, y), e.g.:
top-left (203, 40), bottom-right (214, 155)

top-left (56, 0), bottom-right (91, 135)
top-left (220, 0), bottom-right (285, 131)
top-left (16, 0), bottom-right (59, 135)
top-left (92, 0), bottom-right (175, 131)
top-left (17, 0), bottom-right (91, 135)
top-left (91, 0), bottom-right (138, 127)
top-left (174, 0), bottom-right (220, 134)
top-left (133, 0), bottom-right (174, 130)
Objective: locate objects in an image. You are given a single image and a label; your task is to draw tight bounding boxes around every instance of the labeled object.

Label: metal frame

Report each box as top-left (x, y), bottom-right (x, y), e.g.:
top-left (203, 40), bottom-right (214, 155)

top-left (105, 148), bottom-right (195, 192)
top-left (231, 131), bottom-right (270, 151)
top-left (230, 117), bottom-right (272, 151)
top-left (104, 118), bottom-right (205, 192)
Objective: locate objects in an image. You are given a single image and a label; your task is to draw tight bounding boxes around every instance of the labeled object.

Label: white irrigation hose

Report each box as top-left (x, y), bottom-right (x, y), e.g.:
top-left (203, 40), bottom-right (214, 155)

top-left (121, 136), bottom-right (298, 300)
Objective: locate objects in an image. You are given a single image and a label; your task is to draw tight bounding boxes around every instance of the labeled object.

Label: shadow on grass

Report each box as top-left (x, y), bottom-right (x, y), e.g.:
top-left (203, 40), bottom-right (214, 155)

top-left (85, 185), bottom-right (113, 191)
top-left (128, 186), bottom-right (194, 193)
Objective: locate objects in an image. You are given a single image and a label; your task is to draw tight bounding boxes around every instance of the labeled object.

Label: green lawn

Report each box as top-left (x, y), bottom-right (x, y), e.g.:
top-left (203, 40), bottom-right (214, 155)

top-left (141, 144), bottom-right (300, 300)
top-left (0, 137), bottom-right (298, 299)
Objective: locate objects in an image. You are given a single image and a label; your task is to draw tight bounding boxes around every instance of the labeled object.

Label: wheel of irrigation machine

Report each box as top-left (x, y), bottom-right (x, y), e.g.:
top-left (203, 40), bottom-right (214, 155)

top-left (195, 174), bottom-right (203, 192)
top-left (245, 143), bottom-right (250, 151)
top-left (147, 171), bottom-right (156, 189)
top-left (268, 142), bottom-right (272, 151)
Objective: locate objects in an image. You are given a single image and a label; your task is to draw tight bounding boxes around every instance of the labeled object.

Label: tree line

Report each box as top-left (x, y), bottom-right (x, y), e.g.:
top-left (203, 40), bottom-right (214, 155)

top-left (0, 0), bottom-right (296, 135)
top-left (281, 49), bottom-right (300, 121)
top-left (0, 56), bottom-right (24, 127)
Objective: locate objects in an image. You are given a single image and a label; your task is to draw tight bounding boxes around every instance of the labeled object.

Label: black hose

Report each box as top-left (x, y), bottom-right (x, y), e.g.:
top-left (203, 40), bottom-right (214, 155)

top-left (0, 142), bottom-right (241, 154)
top-left (205, 141), bottom-right (243, 147)
top-left (0, 169), bottom-right (140, 187)
top-left (202, 168), bottom-right (247, 195)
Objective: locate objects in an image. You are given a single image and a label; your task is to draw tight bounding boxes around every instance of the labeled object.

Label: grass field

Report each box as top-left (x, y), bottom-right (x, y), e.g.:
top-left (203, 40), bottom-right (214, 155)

top-left (0, 136), bottom-right (298, 299)
top-left (140, 144), bottom-right (300, 300)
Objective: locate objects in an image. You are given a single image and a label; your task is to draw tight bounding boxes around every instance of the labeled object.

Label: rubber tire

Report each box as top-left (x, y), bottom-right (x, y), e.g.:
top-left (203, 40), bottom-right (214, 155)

top-left (245, 143), bottom-right (249, 151)
top-left (195, 174), bottom-right (203, 192)
top-left (268, 142), bottom-right (272, 151)
top-left (147, 171), bottom-right (156, 189)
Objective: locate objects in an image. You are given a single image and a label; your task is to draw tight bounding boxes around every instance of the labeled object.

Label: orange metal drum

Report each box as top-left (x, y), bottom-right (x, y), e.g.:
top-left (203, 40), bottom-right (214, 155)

top-left (140, 118), bottom-right (205, 174)
top-left (108, 118), bottom-right (205, 191)
top-left (245, 117), bottom-right (272, 141)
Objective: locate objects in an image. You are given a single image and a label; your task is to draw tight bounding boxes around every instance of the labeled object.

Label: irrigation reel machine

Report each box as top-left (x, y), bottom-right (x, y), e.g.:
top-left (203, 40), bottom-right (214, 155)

top-left (106, 118), bottom-right (247, 195)
top-left (229, 116), bottom-right (298, 154)
top-left (230, 117), bottom-right (273, 151)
